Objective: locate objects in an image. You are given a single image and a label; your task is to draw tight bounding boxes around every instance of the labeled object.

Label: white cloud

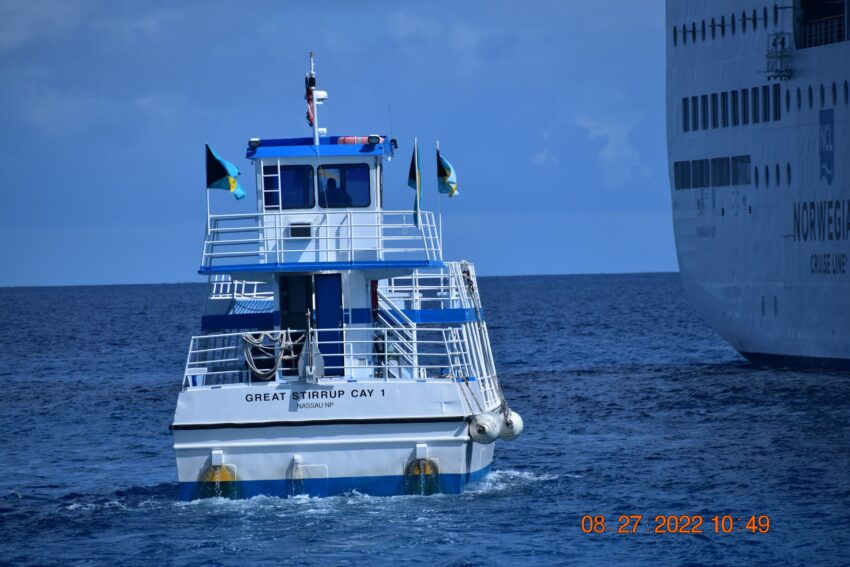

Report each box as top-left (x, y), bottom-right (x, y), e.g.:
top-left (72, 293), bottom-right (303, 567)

top-left (0, 0), bottom-right (87, 51)
top-left (574, 113), bottom-right (650, 187)
top-left (532, 128), bottom-right (559, 166)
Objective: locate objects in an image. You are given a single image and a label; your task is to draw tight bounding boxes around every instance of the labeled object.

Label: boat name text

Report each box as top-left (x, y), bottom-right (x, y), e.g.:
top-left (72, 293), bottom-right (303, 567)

top-left (244, 389), bottom-right (385, 403)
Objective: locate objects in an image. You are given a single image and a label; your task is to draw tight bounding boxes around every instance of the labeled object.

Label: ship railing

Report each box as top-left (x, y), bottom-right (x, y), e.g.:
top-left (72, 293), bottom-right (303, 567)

top-left (182, 325), bottom-right (482, 388)
top-left (799, 15), bottom-right (846, 49)
top-left (201, 210), bottom-right (442, 269)
top-left (382, 261), bottom-right (474, 310)
top-left (207, 274), bottom-right (275, 301)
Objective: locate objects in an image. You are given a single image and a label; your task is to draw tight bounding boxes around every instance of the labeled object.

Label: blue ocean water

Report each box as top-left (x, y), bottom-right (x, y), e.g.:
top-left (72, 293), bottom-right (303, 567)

top-left (1, 273), bottom-right (849, 565)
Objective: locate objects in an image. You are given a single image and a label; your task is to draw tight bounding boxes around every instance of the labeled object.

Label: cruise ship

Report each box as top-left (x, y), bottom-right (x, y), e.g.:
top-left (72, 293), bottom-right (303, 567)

top-left (666, 0), bottom-right (850, 367)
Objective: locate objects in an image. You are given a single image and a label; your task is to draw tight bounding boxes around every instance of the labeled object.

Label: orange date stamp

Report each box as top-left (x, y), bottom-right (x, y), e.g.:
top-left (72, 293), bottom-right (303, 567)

top-left (580, 514), bottom-right (771, 535)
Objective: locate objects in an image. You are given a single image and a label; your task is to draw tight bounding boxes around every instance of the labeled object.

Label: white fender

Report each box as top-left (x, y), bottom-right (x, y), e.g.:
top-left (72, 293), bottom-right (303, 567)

top-left (499, 409), bottom-right (524, 441)
top-left (468, 412), bottom-right (500, 444)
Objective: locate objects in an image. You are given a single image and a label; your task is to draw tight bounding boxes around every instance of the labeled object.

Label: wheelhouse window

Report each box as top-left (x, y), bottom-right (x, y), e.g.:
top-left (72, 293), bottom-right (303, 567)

top-left (263, 164), bottom-right (315, 210)
top-left (318, 163), bottom-right (371, 208)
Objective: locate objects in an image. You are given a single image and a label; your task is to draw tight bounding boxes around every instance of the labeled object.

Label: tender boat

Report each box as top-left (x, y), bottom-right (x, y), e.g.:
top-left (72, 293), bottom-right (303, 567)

top-left (171, 55), bottom-right (523, 499)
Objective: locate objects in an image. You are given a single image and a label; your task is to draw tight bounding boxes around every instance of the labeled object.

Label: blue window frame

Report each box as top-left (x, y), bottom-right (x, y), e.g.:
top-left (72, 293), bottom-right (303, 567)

top-left (318, 164), bottom-right (371, 208)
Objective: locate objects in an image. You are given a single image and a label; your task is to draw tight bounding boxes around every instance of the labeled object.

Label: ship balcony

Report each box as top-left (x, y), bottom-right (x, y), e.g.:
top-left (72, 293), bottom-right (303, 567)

top-left (199, 210), bottom-right (443, 274)
top-left (182, 324), bottom-right (486, 389)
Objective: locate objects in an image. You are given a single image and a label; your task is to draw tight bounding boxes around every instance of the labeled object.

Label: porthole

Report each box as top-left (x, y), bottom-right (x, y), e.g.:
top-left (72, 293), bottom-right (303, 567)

top-left (786, 163), bottom-right (791, 185)
top-left (682, 24), bottom-right (688, 45)
top-left (711, 18), bottom-right (716, 39)
top-left (721, 16), bottom-right (726, 36)
top-left (773, 4), bottom-right (779, 26)
top-left (832, 82), bottom-right (837, 105)
top-left (786, 89), bottom-right (791, 113)
top-left (775, 164), bottom-right (780, 186)
top-left (808, 85), bottom-right (813, 109)
top-left (753, 9), bottom-right (758, 30)
top-left (763, 7), bottom-right (768, 27)
top-left (731, 13), bottom-right (736, 34)
top-left (845, 80), bottom-right (849, 104)
top-left (754, 166), bottom-right (759, 187)
top-left (797, 87), bottom-right (802, 110)
top-left (701, 20), bottom-right (706, 41)
top-left (820, 84), bottom-right (825, 107)
top-left (692, 22), bottom-right (697, 41)
top-left (765, 165), bottom-right (770, 187)
top-left (742, 11), bottom-right (747, 32)
top-left (673, 26), bottom-right (678, 46)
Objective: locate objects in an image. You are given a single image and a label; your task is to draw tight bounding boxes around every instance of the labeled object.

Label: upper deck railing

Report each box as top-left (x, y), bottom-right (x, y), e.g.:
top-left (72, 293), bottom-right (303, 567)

top-left (798, 15), bottom-right (846, 49)
top-left (200, 210), bottom-right (442, 272)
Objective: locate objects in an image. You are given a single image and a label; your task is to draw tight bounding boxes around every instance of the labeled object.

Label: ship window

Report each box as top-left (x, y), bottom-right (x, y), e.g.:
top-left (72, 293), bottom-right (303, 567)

top-left (808, 85), bottom-right (813, 109)
top-left (721, 92), bottom-right (729, 127)
top-left (682, 98), bottom-right (690, 131)
top-left (701, 20), bottom-right (706, 41)
top-left (741, 11), bottom-right (747, 32)
top-left (820, 84), bottom-right (825, 107)
top-left (845, 80), bottom-right (849, 104)
top-left (711, 93), bottom-right (719, 128)
top-left (765, 165), bottom-right (770, 187)
top-left (692, 159), bottom-right (710, 188)
top-left (673, 26), bottom-right (678, 46)
top-left (752, 87), bottom-right (760, 124)
top-left (721, 16), bottom-right (726, 36)
top-left (711, 157), bottom-right (731, 187)
top-left (701, 95), bottom-right (709, 129)
top-left (674, 161), bottom-right (692, 189)
top-left (731, 13), bottom-right (736, 34)
top-left (731, 90), bottom-right (740, 126)
top-left (773, 84), bottom-right (781, 121)
top-left (797, 87), bottom-right (802, 110)
top-left (711, 18), bottom-right (716, 39)
top-left (754, 165), bottom-right (759, 187)
top-left (763, 7), bottom-right (768, 27)
top-left (691, 96), bottom-right (699, 130)
top-left (682, 24), bottom-right (688, 45)
top-left (775, 164), bottom-right (780, 186)
top-left (318, 163), bottom-right (371, 208)
top-left (832, 82), bottom-right (837, 105)
top-left (752, 9), bottom-right (758, 30)
top-left (732, 155), bottom-right (752, 185)
top-left (785, 89), bottom-right (791, 113)
top-left (262, 164), bottom-right (316, 210)
top-left (773, 5), bottom-right (779, 27)
top-left (692, 22), bottom-right (697, 41)
top-left (741, 88), bottom-right (750, 125)
top-left (786, 163), bottom-right (791, 185)
top-left (762, 85), bottom-right (771, 122)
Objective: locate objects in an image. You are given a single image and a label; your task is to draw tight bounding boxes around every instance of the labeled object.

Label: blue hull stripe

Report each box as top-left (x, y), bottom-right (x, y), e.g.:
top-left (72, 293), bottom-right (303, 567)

top-left (179, 465), bottom-right (491, 500)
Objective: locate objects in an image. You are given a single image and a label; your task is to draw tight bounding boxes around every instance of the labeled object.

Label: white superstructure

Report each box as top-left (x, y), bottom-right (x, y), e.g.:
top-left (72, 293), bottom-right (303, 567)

top-left (667, 0), bottom-right (850, 367)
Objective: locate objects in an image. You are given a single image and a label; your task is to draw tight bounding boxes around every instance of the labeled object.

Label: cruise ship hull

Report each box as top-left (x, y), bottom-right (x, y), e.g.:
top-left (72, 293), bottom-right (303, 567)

top-left (666, 1), bottom-right (850, 367)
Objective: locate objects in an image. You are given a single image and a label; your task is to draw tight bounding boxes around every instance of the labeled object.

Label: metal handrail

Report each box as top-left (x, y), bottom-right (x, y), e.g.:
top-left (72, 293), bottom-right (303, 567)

top-left (200, 209), bottom-right (442, 269)
top-left (182, 325), bottom-right (478, 388)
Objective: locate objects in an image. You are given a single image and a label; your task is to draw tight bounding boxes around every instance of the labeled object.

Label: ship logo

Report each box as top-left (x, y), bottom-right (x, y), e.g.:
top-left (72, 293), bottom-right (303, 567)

top-left (820, 109), bottom-right (834, 185)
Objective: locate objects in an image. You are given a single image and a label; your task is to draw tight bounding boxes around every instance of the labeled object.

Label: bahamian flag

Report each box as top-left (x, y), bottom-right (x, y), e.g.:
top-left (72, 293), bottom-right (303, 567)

top-left (436, 145), bottom-right (458, 198)
top-left (205, 144), bottom-right (246, 200)
top-left (407, 138), bottom-right (421, 227)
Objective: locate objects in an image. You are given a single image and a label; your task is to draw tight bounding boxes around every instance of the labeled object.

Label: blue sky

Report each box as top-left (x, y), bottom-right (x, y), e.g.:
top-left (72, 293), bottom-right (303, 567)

top-left (0, 0), bottom-right (673, 286)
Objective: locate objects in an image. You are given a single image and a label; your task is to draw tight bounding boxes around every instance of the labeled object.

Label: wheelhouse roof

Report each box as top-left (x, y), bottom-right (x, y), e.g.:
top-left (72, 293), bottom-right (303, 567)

top-left (246, 136), bottom-right (394, 159)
